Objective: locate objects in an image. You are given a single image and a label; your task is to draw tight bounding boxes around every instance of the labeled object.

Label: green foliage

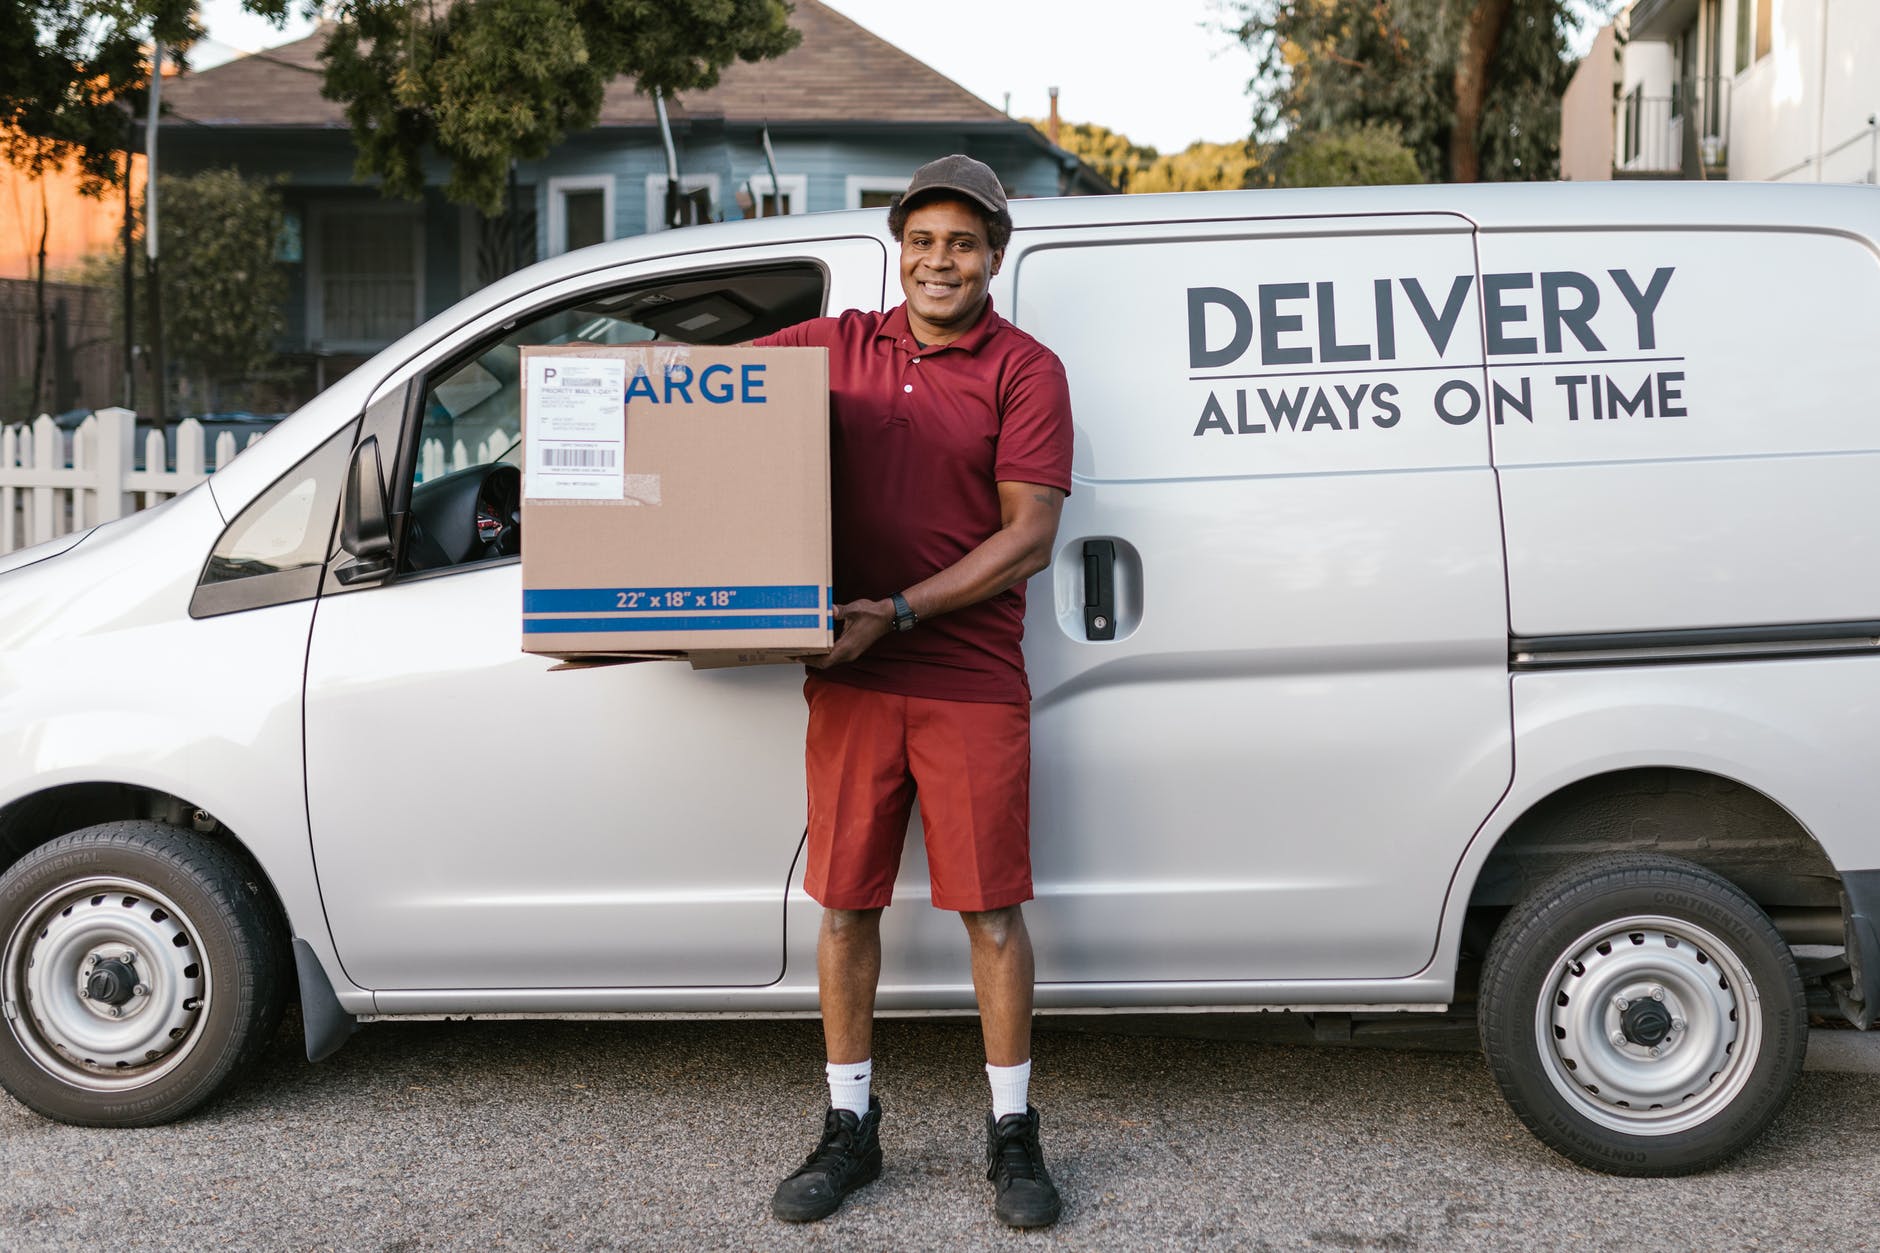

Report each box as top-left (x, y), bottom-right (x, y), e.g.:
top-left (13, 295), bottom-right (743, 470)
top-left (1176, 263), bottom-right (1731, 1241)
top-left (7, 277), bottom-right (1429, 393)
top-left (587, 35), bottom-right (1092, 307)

top-left (0, 0), bottom-right (200, 192)
top-left (1229, 0), bottom-right (1607, 182)
top-left (1026, 117), bottom-right (1159, 191)
top-left (1133, 139), bottom-right (1260, 194)
top-left (1030, 120), bottom-right (1256, 195)
top-left (322, 0), bottom-right (802, 214)
top-left (1266, 122), bottom-right (1423, 186)
top-left (155, 168), bottom-right (286, 399)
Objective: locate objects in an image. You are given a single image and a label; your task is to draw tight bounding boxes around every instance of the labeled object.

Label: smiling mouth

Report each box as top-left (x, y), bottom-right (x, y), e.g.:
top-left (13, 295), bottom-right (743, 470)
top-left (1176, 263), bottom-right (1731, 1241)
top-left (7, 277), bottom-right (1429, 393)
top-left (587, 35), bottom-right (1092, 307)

top-left (918, 281), bottom-right (958, 297)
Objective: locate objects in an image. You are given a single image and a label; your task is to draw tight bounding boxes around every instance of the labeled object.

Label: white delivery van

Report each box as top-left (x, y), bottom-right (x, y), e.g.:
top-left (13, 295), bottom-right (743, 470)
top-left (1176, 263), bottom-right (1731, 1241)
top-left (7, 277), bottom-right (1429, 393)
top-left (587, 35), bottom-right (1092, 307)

top-left (1, 182), bottom-right (1877, 1176)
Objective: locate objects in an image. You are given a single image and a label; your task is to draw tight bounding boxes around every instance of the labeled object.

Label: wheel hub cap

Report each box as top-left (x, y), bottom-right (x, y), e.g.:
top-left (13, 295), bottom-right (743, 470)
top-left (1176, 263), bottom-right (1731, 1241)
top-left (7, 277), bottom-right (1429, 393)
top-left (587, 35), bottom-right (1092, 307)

top-left (4, 879), bottom-right (209, 1090)
top-left (1537, 914), bottom-right (1762, 1136)
top-left (84, 955), bottom-right (141, 1008)
top-left (1620, 997), bottom-right (1674, 1048)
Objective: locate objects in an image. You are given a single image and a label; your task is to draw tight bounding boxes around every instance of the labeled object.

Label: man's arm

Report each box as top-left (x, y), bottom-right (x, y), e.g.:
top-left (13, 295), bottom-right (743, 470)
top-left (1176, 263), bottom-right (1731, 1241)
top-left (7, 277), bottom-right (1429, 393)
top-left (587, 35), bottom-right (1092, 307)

top-left (807, 481), bottom-right (1065, 669)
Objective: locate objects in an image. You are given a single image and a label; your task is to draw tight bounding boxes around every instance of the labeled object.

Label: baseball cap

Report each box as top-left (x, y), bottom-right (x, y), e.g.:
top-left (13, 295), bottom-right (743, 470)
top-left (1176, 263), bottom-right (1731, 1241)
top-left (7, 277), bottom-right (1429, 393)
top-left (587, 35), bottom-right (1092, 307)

top-left (903, 154), bottom-right (1008, 216)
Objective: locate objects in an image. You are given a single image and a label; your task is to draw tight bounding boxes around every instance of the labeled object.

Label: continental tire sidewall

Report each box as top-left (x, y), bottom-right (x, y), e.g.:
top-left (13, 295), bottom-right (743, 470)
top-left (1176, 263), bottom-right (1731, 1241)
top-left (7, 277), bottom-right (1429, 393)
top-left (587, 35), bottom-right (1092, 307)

top-left (1480, 858), bottom-right (1807, 1176)
top-left (0, 823), bottom-right (283, 1127)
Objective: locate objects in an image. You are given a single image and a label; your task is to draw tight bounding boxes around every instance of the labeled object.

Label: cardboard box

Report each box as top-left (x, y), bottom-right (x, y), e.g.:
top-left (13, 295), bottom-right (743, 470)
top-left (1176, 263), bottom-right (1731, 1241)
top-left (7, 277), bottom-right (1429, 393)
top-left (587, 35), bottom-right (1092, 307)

top-left (519, 344), bottom-right (832, 662)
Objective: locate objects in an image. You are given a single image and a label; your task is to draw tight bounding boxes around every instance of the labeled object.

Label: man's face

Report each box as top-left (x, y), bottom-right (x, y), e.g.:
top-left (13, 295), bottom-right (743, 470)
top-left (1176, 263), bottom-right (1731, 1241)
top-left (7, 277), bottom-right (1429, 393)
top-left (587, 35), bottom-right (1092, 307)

top-left (899, 198), bottom-right (1003, 342)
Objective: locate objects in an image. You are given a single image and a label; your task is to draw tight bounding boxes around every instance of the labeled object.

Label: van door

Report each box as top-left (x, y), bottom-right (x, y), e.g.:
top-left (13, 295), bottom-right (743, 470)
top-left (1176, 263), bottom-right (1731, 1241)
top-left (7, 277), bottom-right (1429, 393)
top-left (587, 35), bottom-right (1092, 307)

top-left (1004, 216), bottom-right (1512, 982)
top-left (303, 240), bottom-right (885, 992)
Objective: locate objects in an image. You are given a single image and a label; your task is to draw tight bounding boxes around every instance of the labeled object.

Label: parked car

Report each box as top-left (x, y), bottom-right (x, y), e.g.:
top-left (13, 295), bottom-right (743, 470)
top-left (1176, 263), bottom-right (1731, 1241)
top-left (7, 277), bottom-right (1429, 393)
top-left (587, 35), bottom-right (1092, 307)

top-left (3, 182), bottom-right (1878, 1176)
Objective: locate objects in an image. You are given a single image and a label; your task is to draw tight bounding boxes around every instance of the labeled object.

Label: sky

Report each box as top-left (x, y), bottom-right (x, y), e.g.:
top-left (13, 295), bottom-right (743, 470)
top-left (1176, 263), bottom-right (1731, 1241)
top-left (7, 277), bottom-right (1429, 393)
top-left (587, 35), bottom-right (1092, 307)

top-left (190, 0), bottom-right (1264, 153)
top-left (191, 1), bottom-right (1610, 156)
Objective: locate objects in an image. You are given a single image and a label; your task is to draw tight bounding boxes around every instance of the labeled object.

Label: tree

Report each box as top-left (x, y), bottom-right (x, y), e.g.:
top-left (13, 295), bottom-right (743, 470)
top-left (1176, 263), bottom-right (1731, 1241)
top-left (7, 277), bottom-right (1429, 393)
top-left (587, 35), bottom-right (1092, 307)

top-left (2, 0), bottom-right (198, 414)
top-left (1265, 122), bottom-right (1423, 186)
top-left (1132, 140), bottom-right (1260, 194)
top-left (1, 0), bottom-right (196, 192)
top-left (320, 0), bottom-right (802, 214)
top-left (1030, 121), bottom-right (1255, 194)
top-left (154, 169), bottom-right (286, 411)
top-left (1026, 118), bottom-right (1159, 191)
top-left (1229, 0), bottom-right (1608, 183)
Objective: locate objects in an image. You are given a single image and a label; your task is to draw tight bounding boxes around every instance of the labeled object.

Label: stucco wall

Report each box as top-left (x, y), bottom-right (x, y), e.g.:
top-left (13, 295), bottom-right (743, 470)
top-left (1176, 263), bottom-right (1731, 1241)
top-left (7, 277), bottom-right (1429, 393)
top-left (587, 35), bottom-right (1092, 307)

top-left (1729, 0), bottom-right (1880, 182)
top-left (1561, 24), bottom-right (1619, 180)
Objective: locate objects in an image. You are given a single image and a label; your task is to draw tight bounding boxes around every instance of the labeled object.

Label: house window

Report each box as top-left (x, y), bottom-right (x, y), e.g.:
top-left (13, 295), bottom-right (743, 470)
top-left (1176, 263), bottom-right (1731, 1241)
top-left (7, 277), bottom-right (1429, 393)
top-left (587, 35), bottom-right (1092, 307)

top-left (743, 173), bottom-right (808, 218)
top-left (643, 174), bottom-right (720, 232)
top-left (1736, 0), bottom-right (1772, 72)
top-left (846, 175), bottom-right (908, 211)
top-left (1702, 0), bottom-right (1723, 136)
top-left (1622, 85), bottom-right (1644, 165)
top-left (547, 177), bottom-right (615, 256)
top-left (310, 205), bottom-right (423, 353)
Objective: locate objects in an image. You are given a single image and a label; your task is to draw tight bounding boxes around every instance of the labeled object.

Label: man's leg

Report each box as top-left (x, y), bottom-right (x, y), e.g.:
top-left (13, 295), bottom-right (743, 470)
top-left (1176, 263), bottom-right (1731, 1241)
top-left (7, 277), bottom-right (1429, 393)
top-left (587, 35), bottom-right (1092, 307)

top-left (774, 680), bottom-right (906, 1223)
top-left (820, 906), bottom-right (884, 1065)
top-left (907, 687), bottom-right (1061, 1230)
top-left (962, 903), bottom-right (1059, 1228)
top-left (961, 905), bottom-right (1034, 1067)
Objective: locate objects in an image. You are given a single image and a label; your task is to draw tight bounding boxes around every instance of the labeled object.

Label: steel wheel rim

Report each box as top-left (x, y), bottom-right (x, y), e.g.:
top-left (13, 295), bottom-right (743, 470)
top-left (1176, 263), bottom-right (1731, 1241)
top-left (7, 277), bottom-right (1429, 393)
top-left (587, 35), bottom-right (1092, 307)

top-left (3, 876), bottom-right (211, 1092)
top-left (1533, 913), bottom-right (1762, 1136)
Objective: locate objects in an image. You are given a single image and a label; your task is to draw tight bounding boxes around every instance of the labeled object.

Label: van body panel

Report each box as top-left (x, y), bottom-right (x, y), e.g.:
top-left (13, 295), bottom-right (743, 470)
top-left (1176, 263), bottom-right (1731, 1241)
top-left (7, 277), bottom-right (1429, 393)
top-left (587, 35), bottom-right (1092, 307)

top-left (300, 235), bottom-right (887, 991)
top-left (997, 218), bottom-right (1515, 980)
top-left (304, 561), bottom-right (811, 990)
top-left (0, 488), bottom-right (361, 1001)
top-left (1429, 655), bottom-right (1880, 995)
top-left (1482, 226), bottom-right (1880, 635)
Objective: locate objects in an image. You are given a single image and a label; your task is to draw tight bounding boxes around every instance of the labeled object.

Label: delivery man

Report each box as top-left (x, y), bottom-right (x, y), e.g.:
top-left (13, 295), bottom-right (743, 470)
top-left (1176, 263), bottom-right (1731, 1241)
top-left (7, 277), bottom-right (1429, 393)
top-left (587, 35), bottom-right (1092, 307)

top-left (756, 154), bottom-right (1073, 1229)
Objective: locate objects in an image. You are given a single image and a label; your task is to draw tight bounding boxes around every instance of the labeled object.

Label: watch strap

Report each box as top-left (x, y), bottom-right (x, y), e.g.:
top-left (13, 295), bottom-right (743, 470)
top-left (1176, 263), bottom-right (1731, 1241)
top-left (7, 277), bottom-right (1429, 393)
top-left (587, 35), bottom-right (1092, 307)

top-left (891, 592), bottom-right (918, 631)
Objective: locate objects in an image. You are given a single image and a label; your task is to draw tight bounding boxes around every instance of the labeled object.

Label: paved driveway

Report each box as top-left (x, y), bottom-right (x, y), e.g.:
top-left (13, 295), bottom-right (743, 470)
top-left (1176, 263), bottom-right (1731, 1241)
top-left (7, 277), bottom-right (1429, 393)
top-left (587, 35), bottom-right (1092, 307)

top-left (3, 1013), bottom-right (1877, 1250)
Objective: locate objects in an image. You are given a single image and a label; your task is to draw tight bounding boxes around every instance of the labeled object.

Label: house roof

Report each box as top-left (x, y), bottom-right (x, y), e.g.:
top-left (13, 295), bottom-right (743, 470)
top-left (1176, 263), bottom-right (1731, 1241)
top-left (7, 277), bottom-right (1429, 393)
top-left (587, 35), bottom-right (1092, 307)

top-left (164, 0), bottom-right (1018, 131)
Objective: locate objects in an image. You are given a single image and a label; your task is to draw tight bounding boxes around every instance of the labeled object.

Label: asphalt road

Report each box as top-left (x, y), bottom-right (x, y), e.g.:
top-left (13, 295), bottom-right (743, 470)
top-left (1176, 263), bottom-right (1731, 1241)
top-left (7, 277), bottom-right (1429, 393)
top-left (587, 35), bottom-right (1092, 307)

top-left (4, 1012), bottom-right (1879, 1251)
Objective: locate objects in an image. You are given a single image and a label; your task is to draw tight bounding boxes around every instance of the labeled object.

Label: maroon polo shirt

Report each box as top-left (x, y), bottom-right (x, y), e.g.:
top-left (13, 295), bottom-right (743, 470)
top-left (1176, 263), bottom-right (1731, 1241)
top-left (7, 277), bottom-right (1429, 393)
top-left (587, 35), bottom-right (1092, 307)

top-left (756, 300), bottom-right (1073, 703)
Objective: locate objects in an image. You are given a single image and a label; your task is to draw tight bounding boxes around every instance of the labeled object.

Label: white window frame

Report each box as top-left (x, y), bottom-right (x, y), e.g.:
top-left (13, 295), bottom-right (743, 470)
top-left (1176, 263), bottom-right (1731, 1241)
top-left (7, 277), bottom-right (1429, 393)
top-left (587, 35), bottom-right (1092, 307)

top-left (546, 175), bottom-right (616, 256)
top-left (306, 202), bottom-right (424, 355)
top-left (643, 173), bottom-right (721, 233)
top-left (845, 175), bottom-right (909, 210)
top-left (743, 172), bottom-right (809, 218)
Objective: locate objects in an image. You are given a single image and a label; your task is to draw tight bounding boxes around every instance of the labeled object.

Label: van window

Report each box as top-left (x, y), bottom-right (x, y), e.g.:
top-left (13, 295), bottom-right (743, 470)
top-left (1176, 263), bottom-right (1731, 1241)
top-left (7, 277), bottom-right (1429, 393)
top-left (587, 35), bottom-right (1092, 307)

top-left (398, 262), bottom-right (824, 574)
top-left (191, 420), bottom-right (360, 617)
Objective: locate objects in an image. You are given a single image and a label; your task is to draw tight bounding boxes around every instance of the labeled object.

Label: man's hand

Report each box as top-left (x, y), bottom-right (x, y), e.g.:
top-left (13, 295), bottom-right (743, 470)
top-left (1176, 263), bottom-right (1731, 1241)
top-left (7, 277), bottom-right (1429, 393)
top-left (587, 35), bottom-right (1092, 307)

top-left (805, 598), bottom-right (896, 669)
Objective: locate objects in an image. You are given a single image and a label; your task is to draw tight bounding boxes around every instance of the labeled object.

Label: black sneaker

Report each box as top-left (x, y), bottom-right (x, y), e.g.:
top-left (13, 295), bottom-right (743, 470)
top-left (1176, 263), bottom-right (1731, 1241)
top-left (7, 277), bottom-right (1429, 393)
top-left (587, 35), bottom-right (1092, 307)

top-left (771, 1097), bottom-right (884, 1222)
top-left (986, 1105), bottom-right (1062, 1229)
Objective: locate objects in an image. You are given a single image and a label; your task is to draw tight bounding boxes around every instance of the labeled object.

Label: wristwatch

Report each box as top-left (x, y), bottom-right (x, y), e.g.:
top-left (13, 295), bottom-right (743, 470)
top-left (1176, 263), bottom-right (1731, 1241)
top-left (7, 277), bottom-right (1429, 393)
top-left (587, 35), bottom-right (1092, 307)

top-left (891, 592), bottom-right (919, 632)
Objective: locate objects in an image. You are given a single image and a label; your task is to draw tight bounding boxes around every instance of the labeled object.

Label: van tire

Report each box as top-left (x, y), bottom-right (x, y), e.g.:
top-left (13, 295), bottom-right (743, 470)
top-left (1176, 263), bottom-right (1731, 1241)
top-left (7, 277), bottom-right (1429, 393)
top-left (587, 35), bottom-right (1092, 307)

top-left (1478, 853), bottom-right (1805, 1176)
top-left (0, 821), bottom-right (288, 1126)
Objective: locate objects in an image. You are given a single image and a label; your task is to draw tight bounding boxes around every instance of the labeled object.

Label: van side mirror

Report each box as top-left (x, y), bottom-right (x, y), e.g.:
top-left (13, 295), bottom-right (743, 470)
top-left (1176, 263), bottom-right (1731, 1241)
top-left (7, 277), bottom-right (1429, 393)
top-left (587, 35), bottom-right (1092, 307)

top-left (336, 436), bottom-right (394, 586)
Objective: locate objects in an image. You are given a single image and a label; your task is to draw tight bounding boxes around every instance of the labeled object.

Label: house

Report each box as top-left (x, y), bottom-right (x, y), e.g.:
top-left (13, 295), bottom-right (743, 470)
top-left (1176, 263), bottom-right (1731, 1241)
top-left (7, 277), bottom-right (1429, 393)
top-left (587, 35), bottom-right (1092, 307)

top-left (154, 0), bottom-right (1112, 397)
top-left (0, 153), bottom-right (144, 414)
top-left (1561, 0), bottom-right (1880, 182)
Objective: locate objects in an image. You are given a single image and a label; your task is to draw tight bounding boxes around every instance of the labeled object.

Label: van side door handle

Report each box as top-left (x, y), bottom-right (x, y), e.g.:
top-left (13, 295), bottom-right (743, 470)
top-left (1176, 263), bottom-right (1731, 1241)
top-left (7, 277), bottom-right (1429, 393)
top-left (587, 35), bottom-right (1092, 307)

top-left (1083, 539), bottom-right (1116, 641)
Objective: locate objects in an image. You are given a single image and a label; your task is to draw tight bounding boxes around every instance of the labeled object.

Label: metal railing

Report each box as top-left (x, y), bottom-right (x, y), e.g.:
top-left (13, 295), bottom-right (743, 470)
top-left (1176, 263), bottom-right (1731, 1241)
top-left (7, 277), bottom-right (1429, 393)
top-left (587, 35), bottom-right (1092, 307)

top-left (1618, 77), bottom-right (1731, 176)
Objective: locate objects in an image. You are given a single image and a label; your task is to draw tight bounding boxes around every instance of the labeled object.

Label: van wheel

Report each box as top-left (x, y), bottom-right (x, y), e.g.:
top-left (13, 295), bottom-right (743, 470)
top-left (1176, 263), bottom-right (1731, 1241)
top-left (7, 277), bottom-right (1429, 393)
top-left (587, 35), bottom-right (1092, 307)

top-left (0, 822), bottom-right (287, 1126)
top-left (1478, 854), bottom-right (1805, 1175)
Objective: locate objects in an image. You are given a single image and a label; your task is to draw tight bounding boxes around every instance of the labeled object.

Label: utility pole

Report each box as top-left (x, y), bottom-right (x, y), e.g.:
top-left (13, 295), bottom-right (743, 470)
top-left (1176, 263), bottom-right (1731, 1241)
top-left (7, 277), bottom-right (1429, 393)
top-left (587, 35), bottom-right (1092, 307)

top-left (145, 40), bottom-right (165, 422)
top-left (121, 128), bottom-right (136, 410)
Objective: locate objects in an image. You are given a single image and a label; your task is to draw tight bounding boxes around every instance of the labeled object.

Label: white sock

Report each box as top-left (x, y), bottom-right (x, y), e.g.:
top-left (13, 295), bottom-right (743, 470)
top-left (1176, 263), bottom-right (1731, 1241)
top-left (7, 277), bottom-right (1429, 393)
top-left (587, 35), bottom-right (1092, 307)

top-left (826, 1058), bottom-right (872, 1116)
top-left (986, 1059), bottom-right (1032, 1121)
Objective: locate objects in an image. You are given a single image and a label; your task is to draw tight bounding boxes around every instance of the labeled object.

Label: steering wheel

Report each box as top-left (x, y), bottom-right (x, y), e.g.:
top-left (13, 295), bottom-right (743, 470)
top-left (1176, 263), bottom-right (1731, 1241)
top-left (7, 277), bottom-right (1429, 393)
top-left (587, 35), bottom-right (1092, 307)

top-left (474, 463), bottom-right (522, 558)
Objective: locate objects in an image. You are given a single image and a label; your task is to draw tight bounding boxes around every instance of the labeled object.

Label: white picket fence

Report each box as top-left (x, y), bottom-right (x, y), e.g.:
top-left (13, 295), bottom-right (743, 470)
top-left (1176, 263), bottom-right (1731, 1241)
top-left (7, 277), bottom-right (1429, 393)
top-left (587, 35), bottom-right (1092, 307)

top-left (418, 428), bottom-right (517, 483)
top-left (0, 408), bottom-right (266, 556)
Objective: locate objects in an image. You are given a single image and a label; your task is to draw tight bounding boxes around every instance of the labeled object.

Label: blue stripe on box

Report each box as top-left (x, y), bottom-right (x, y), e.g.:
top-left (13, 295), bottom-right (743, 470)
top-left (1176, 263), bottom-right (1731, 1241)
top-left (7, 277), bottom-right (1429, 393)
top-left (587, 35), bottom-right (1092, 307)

top-left (524, 585), bottom-right (822, 613)
top-left (525, 614), bottom-right (824, 634)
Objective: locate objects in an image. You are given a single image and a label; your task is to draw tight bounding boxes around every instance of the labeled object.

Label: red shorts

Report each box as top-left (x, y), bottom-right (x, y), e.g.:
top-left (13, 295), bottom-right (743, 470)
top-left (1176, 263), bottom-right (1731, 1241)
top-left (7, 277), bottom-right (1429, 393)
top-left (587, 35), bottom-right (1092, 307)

top-left (803, 675), bottom-right (1033, 912)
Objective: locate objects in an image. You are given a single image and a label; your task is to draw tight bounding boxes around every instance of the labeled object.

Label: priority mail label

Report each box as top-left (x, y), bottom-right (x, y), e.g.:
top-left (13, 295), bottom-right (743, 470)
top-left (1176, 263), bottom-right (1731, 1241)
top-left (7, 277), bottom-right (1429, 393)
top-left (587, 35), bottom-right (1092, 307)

top-left (525, 356), bottom-right (627, 500)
